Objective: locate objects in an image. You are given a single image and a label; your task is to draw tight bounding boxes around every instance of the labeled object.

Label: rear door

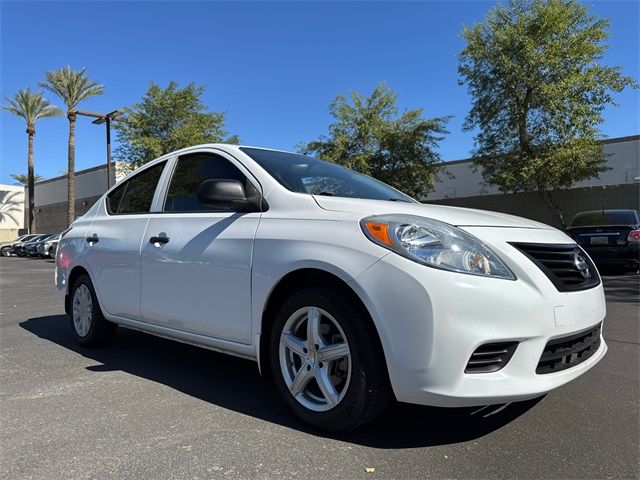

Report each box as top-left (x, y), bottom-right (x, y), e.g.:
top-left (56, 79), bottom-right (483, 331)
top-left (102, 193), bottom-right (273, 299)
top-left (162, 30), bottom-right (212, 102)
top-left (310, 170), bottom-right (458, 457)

top-left (84, 161), bottom-right (167, 320)
top-left (140, 150), bottom-right (261, 344)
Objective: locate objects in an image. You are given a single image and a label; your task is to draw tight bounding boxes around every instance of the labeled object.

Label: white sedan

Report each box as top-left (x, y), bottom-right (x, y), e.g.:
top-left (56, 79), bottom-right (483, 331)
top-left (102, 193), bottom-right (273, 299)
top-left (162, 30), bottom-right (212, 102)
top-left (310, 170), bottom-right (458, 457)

top-left (55, 145), bottom-right (607, 432)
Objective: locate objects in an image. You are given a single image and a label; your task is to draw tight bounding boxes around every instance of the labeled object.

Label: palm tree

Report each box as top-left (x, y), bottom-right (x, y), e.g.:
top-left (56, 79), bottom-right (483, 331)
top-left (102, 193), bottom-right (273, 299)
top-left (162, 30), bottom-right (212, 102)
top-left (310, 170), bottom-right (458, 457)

top-left (3, 89), bottom-right (61, 233)
top-left (41, 66), bottom-right (103, 226)
top-left (11, 173), bottom-right (44, 186)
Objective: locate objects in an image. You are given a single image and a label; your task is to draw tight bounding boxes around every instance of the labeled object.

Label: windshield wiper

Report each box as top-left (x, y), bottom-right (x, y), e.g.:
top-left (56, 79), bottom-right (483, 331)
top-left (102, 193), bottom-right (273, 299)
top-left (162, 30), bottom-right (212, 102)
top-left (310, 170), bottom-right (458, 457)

top-left (316, 191), bottom-right (334, 196)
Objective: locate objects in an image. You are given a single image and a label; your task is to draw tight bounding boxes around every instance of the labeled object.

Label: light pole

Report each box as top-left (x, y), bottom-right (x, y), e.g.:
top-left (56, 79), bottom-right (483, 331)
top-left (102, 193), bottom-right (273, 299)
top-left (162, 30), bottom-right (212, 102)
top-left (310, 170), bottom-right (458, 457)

top-left (76, 109), bottom-right (124, 189)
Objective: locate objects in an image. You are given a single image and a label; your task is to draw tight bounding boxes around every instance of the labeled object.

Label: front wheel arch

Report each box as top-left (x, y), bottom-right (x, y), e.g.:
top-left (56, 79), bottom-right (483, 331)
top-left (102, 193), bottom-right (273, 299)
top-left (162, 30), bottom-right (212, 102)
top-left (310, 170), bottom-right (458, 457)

top-left (259, 268), bottom-right (389, 382)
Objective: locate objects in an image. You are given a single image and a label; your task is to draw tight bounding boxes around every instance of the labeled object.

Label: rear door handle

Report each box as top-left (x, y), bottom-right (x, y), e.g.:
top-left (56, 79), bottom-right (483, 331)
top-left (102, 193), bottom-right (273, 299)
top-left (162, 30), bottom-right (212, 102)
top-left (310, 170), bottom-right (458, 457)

top-left (149, 234), bottom-right (170, 245)
top-left (86, 234), bottom-right (99, 244)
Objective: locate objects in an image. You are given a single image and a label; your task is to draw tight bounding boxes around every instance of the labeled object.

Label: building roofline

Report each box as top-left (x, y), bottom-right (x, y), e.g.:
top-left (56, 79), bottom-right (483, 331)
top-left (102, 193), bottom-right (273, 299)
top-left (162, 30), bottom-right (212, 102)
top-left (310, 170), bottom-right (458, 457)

top-left (35, 162), bottom-right (125, 186)
top-left (33, 134), bottom-right (639, 184)
top-left (440, 134), bottom-right (639, 166)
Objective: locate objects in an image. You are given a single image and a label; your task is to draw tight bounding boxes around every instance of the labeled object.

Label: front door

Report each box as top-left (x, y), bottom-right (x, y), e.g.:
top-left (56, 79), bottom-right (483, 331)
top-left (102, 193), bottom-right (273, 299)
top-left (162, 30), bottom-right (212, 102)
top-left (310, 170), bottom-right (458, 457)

top-left (140, 151), bottom-right (261, 344)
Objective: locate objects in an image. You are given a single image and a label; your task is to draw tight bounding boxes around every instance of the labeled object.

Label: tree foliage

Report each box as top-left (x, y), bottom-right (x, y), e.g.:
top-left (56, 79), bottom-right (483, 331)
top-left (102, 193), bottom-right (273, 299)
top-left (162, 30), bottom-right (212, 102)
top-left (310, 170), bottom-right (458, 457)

top-left (11, 173), bottom-right (44, 185)
top-left (41, 66), bottom-right (104, 113)
top-left (3, 89), bottom-right (62, 131)
top-left (116, 82), bottom-right (239, 166)
top-left (300, 83), bottom-right (449, 198)
top-left (459, 0), bottom-right (637, 227)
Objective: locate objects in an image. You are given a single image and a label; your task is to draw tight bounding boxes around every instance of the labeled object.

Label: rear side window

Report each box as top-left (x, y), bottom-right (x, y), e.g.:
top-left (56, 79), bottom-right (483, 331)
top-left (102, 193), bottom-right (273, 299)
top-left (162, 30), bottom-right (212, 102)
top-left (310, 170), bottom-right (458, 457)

top-left (107, 161), bottom-right (166, 214)
top-left (570, 210), bottom-right (639, 227)
top-left (164, 152), bottom-right (252, 212)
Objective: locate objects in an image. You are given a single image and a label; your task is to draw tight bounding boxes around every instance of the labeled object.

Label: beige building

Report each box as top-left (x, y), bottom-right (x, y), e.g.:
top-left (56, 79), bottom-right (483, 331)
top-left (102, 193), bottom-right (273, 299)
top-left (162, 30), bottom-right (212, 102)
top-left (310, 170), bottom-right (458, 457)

top-left (424, 135), bottom-right (640, 227)
top-left (0, 184), bottom-right (26, 242)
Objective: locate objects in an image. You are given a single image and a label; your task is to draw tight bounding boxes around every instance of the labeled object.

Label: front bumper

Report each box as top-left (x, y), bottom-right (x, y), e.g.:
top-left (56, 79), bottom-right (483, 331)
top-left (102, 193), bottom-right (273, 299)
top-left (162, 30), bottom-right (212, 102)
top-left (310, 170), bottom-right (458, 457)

top-left (349, 227), bottom-right (607, 407)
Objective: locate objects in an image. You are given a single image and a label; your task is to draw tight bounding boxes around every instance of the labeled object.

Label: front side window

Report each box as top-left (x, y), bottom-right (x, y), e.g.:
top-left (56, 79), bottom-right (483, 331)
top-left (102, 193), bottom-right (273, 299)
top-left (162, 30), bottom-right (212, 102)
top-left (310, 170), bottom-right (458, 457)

top-left (164, 152), bottom-right (255, 212)
top-left (107, 161), bottom-right (166, 215)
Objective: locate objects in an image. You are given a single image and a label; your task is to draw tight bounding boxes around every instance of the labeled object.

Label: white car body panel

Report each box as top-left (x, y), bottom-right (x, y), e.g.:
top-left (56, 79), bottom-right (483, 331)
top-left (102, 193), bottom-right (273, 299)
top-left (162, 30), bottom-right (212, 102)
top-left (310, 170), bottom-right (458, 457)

top-left (140, 211), bottom-right (259, 343)
top-left (55, 143), bottom-right (607, 408)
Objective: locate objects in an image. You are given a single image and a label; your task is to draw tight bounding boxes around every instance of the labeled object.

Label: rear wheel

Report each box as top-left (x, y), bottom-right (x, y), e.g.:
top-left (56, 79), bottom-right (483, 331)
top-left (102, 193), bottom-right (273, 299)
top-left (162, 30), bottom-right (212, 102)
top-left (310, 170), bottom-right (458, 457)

top-left (269, 287), bottom-right (391, 432)
top-left (70, 274), bottom-right (117, 346)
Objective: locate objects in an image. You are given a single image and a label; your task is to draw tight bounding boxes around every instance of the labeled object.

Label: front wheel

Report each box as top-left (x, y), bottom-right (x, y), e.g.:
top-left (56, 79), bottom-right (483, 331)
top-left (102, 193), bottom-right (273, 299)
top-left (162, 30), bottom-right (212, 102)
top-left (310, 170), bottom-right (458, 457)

top-left (70, 273), bottom-right (117, 346)
top-left (269, 287), bottom-right (391, 432)
top-left (0, 246), bottom-right (11, 257)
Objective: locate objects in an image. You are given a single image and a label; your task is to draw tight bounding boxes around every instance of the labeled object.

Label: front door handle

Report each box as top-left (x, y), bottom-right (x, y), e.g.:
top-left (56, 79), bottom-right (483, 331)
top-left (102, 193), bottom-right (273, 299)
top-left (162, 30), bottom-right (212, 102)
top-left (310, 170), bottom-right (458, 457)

top-left (149, 234), bottom-right (170, 245)
top-left (86, 234), bottom-right (99, 244)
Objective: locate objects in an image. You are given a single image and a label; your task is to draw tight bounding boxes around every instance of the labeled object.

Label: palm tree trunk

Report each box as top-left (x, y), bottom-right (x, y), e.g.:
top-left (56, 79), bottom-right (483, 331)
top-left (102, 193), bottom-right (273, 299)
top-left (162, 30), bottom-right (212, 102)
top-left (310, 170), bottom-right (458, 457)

top-left (67, 113), bottom-right (76, 226)
top-left (27, 128), bottom-right (35, 233)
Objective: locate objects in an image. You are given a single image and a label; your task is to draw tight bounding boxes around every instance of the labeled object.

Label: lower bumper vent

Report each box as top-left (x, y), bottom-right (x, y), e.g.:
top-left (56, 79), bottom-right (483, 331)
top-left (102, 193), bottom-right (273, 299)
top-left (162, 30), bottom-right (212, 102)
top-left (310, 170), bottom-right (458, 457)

top-left (465, 342), bottom-right (518, 374)
top-left (536, 323), bottom-right (602, 374)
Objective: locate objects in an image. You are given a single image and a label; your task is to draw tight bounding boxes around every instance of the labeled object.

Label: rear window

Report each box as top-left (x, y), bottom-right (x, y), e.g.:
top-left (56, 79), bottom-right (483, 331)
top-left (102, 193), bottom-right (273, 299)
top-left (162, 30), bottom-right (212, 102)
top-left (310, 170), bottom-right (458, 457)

top-left (570, 210), bottom-right (639, 227)
top-left (107, 161), bottom-right (166, 214)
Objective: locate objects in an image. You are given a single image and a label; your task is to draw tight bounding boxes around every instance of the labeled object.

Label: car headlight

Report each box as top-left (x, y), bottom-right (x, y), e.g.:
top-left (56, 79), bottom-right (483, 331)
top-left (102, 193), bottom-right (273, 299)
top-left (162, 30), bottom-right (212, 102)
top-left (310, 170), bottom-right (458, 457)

top-left (360, 214), bottom-right (516, 280)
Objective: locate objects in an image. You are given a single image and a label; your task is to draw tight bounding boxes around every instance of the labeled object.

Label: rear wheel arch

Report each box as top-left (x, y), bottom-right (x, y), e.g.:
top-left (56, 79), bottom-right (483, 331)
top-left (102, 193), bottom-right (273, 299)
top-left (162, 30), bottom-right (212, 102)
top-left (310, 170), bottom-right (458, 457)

top-left (259, 268), bottom-right (388, 378)
top-left (65, 266), bottom-right (90, 315)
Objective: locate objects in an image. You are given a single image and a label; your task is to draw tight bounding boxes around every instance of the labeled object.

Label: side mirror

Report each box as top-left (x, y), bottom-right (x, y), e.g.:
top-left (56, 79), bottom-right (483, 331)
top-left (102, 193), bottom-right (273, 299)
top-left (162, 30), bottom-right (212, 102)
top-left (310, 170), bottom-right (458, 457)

top-left (196, 179), bottom-right (257, 211)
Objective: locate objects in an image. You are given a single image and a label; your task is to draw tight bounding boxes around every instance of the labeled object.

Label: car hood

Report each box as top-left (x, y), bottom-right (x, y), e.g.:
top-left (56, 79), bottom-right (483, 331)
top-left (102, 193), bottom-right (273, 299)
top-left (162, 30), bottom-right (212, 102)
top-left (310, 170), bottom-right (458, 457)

top-left (313, 196), bottom-right (553, 229)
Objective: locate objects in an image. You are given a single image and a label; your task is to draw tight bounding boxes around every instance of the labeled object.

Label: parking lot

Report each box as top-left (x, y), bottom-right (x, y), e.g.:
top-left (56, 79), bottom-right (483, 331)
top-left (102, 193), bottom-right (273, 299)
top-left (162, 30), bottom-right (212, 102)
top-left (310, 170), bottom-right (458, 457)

top-left (0, 257), bottom-right (638, 479)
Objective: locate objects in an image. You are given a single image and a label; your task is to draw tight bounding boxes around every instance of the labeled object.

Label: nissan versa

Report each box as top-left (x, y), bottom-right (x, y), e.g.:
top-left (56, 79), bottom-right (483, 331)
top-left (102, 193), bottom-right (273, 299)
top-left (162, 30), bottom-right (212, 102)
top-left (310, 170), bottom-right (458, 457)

top-left (55, 145), bottom-right (607, 432)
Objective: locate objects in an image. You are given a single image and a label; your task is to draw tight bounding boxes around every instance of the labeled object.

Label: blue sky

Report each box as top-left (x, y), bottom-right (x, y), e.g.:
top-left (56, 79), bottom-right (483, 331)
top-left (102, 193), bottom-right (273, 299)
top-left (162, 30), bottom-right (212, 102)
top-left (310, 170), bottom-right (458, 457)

top-left (1, 1), bottom-right (638, 184)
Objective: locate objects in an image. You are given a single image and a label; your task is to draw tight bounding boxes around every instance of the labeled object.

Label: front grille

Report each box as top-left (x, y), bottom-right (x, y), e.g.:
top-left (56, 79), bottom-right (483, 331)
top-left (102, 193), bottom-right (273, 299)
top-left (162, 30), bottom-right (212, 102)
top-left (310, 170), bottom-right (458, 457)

top-left (536, 323), bottom-right (602, 374)
top-left (510, 243), bottom-right (600, 292)
top-left (465, 342), bottom-right (518, 374)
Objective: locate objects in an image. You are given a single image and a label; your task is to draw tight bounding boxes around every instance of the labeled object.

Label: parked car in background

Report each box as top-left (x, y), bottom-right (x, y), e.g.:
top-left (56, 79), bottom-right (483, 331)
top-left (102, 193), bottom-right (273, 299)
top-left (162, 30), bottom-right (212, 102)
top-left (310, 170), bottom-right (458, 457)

top-left (38, 234), bottom-right (60, 258)
top-left (1, 234), bottom-right (37, 256)
top-left (567, 209), bottom-right (640, 273)
top-left (55, 144), bottom-right (607, 432)
top-left (18, 234), bottom-right (51, 257)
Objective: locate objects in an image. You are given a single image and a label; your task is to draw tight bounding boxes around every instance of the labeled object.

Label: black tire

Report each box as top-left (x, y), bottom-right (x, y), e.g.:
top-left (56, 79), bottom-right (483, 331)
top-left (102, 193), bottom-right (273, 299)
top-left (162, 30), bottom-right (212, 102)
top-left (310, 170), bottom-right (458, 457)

top-left (0, 246), bottom-right (10, 257)
top-left (69, 273), bottom-right (117, 346)
top-left (269, 287), bottom-right (392, 432)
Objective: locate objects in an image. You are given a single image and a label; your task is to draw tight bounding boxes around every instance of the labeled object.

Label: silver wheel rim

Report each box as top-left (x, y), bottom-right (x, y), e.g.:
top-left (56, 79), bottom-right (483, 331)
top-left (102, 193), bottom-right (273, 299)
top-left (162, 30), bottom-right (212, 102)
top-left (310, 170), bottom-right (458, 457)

top-left (72, 284), bottom-right (93, 337)
top-left (279, 306), bottom-right (352, 412)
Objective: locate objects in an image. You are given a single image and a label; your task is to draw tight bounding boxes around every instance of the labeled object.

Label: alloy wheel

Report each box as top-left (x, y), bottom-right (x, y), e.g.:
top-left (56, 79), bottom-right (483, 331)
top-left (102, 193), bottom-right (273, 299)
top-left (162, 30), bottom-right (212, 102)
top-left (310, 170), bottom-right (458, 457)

top-left (72, 284), bottom-right (93, 337)
top-left (279, 306), bottom-right (352, 412)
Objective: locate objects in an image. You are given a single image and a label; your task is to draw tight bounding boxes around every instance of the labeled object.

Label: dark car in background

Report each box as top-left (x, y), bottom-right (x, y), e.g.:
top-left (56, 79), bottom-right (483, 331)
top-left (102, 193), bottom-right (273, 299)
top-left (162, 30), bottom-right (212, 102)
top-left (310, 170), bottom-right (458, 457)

top-left (1, 234), bottom-right (37, 256)
top-left (567, 209), bottom-right (640, 272)
top-left (17, 234), bottom-right (51, 257)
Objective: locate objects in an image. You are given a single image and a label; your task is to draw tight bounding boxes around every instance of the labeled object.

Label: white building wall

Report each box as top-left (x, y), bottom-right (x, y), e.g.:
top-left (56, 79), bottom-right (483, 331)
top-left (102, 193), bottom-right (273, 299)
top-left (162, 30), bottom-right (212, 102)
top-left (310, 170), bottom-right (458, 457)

top-left (34, 162), bottom-right (130, 207)
top-left (426, 136), bottom-right (640, 201)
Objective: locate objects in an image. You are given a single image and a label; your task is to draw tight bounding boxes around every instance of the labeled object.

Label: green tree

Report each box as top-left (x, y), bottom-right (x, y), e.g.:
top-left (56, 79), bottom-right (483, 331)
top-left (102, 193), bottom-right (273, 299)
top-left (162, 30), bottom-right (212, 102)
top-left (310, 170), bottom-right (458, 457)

top-left (459, 0), bottom-right (637, 228)
top-left (300, 83), bottom-right (449, 198)
top-left (3, 89), bottom-right (61, 232)
top-left (115, 81), bottom-right (239, 166)
top-left (41, 66), bottom-right (104, 227)
top-left (11, 173), bottom-right (45, 186)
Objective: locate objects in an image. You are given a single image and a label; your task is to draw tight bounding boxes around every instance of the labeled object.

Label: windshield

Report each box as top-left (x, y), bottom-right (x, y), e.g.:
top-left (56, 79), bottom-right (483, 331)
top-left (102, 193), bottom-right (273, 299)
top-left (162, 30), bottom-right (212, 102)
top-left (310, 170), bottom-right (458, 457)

top-left (241, 147), bottom-right (415, 203)
top-left (570, 210), bottom-right (639, 227)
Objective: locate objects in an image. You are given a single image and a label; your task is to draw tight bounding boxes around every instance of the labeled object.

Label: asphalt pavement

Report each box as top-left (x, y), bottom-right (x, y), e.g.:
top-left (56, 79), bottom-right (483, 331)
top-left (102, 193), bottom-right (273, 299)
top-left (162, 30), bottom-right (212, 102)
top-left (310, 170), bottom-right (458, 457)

top-left (0, 257), bottom-right (638, 479)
